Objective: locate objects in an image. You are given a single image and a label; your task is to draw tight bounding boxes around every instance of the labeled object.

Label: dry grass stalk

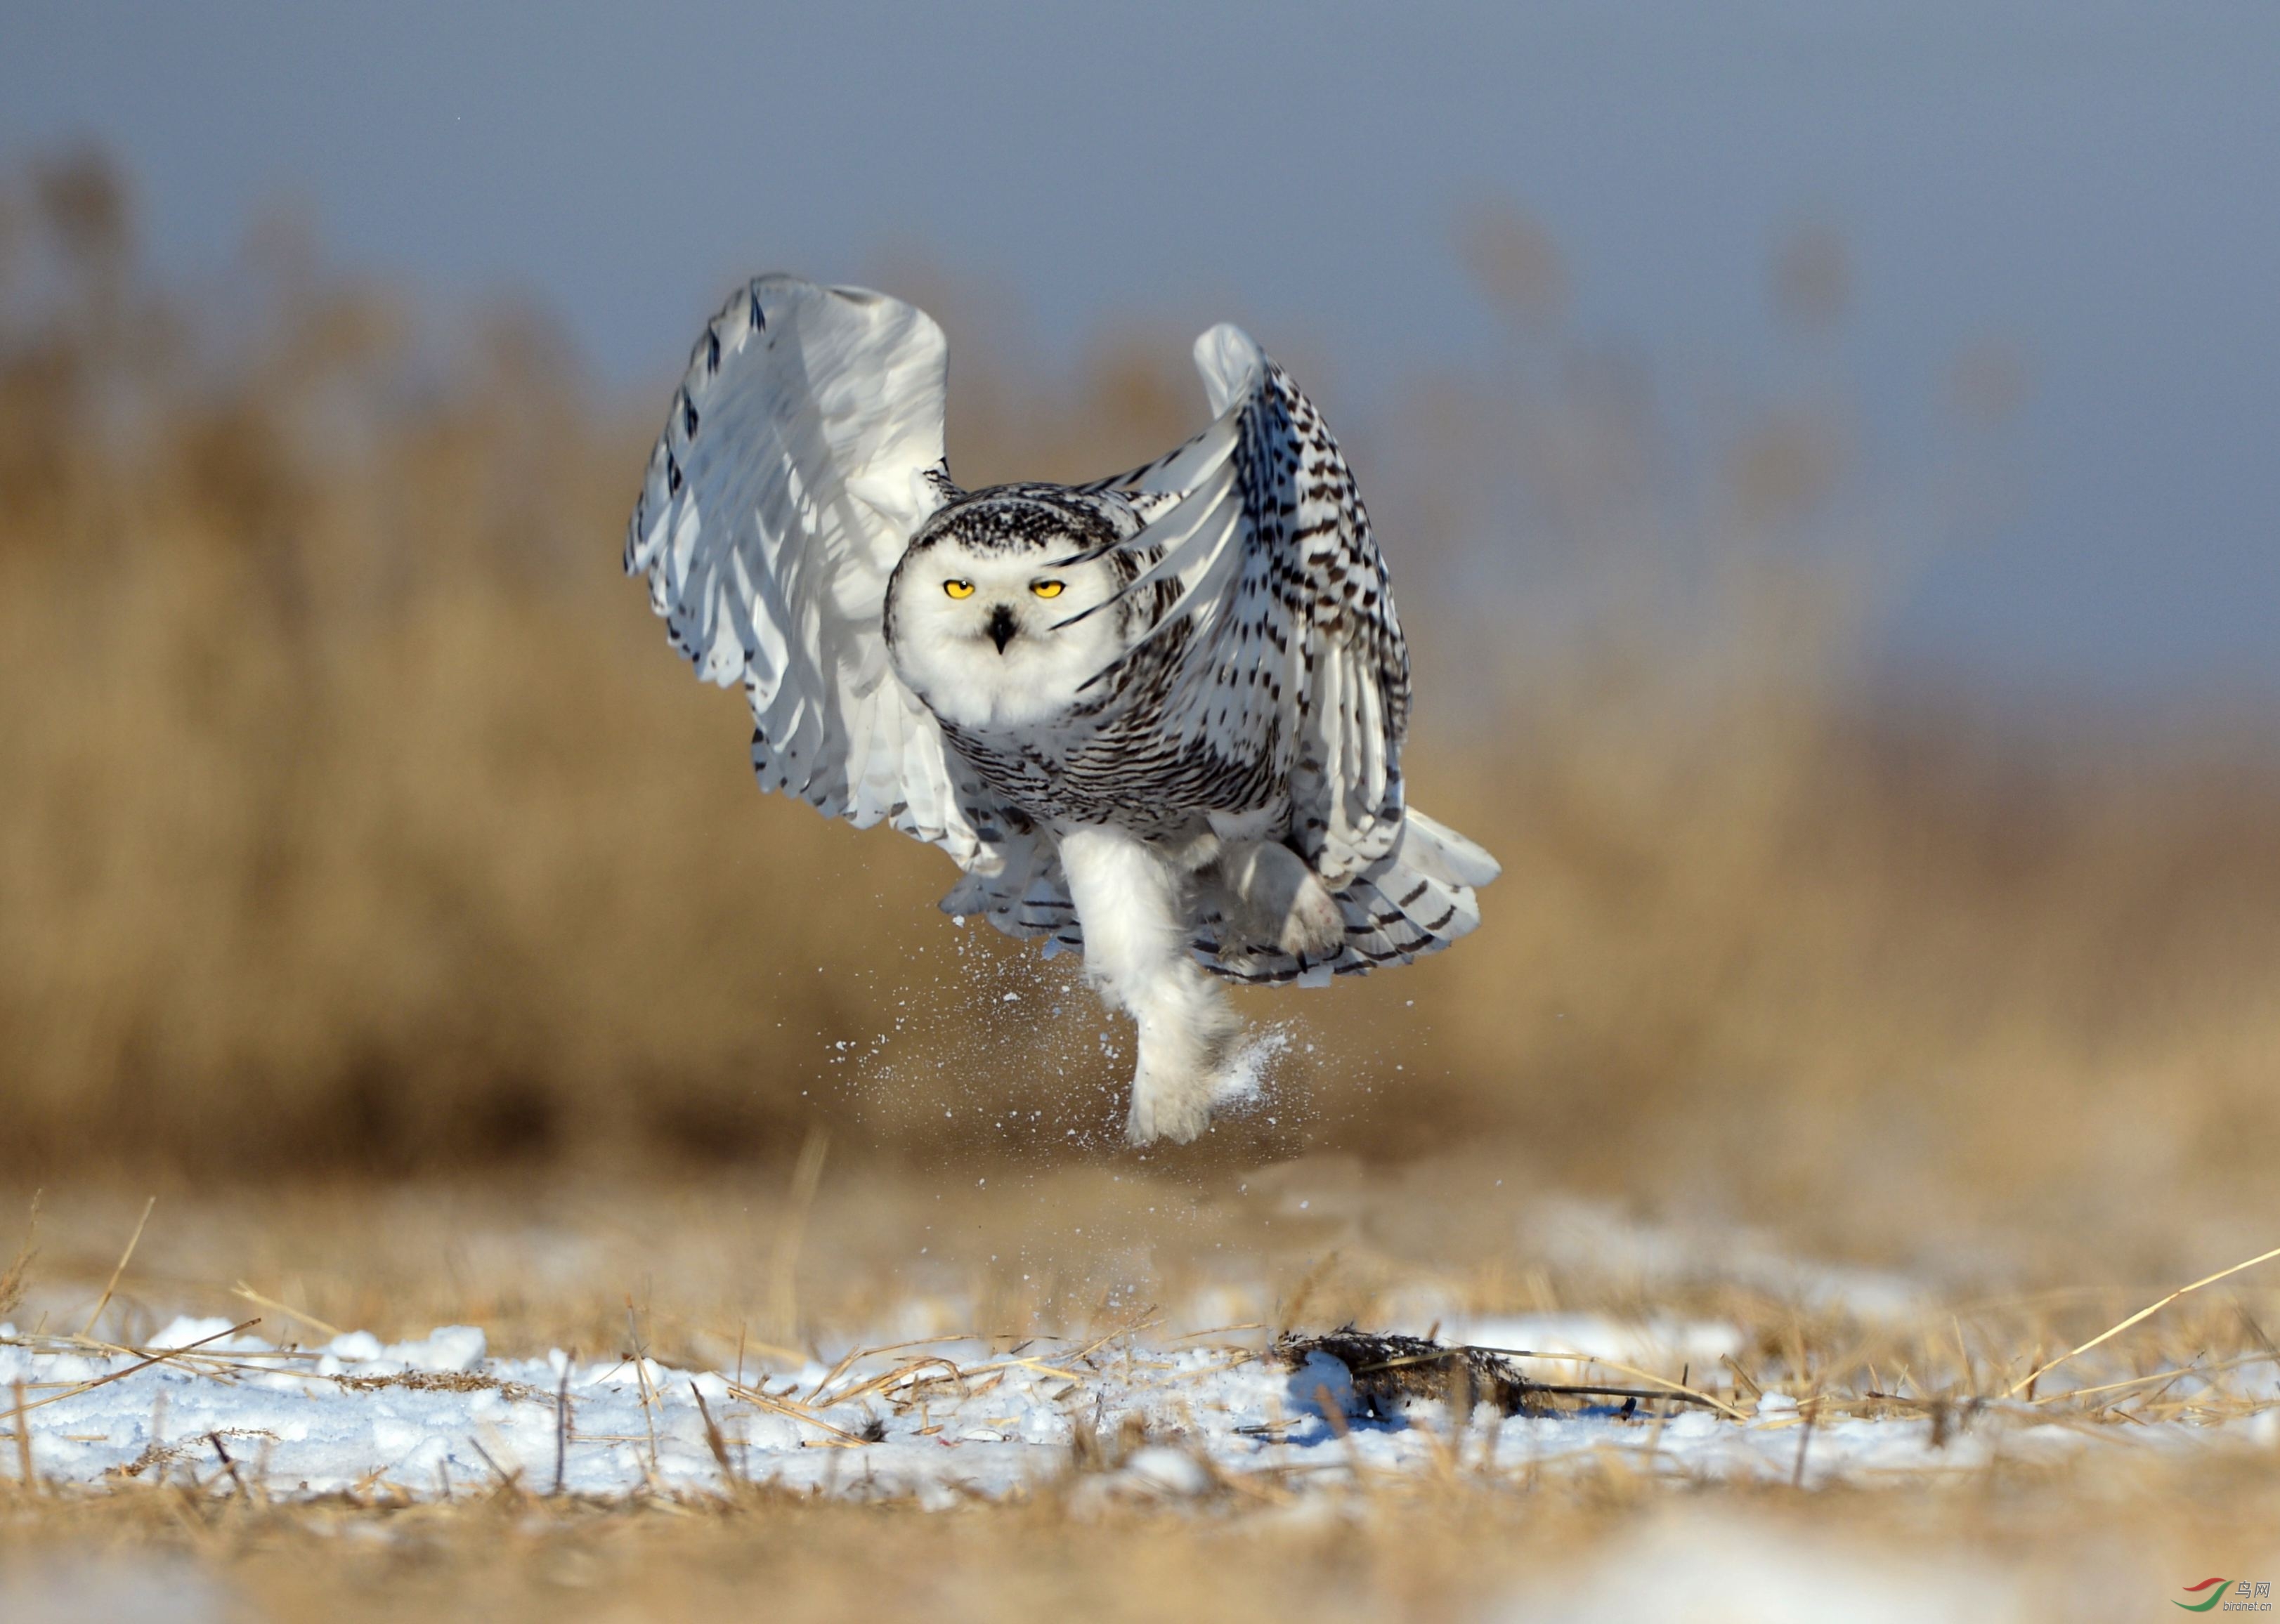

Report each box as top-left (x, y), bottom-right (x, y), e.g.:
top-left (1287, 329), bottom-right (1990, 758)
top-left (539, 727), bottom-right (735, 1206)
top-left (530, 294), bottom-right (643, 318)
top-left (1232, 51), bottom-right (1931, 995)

top-left (464, 1434), bottom-right (522, 1498)
top-left (0, 1192), bottom-right (40, 1321)
top-left (623, 1299), bottom-right (662, 1484)
top-left (767, 1126), bottom-right (830, 1347)
top-left (2005, 1241), bottom-right (2280, 1397)
top-left (689, 1382), bottom-right (737, 1490)
top-left (6, 1318), bottom-right (255, 1422)
top-left (724, 1378), bottom-right (866, 1444)
top-left (230, 1281), bottom-right (345, 1341)
top-left (552, 1356), bottom-right (572, 1496)
top-left (1790, 1385), bottom-right (1823, 1487)
top-left (78, 1193), bottom-right (155, 1337)
top-left (11, 1377), bottom-right (33, 1493)
top-left (207, 1431), bottom-right (248, 1500)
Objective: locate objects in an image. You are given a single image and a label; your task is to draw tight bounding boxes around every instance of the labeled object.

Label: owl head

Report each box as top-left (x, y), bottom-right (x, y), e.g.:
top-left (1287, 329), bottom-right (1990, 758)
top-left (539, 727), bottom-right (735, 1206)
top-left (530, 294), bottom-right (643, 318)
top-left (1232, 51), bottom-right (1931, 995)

top-left (885, 486), bottom-right (1139, 732)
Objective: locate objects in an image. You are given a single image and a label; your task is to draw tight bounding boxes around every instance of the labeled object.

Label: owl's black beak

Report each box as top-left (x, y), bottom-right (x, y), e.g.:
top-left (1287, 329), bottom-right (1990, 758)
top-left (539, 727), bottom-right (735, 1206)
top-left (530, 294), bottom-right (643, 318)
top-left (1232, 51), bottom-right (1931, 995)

top-left (986, 603), bottom-right (1018, 653)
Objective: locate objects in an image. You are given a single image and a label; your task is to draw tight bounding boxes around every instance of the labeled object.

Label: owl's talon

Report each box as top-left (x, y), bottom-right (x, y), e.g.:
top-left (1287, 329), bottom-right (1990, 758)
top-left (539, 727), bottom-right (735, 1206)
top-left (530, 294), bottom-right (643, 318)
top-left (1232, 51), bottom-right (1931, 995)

top-left (1277, 875), bottom-right (1346, 960)
top-left (1199, 839), bottom-right (1344, 963)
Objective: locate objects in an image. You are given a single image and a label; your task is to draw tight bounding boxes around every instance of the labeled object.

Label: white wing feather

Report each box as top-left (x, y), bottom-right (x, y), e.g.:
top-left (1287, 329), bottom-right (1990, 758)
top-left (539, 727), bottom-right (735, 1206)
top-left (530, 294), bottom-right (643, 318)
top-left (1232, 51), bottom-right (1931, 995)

top-left (625, 275), bottom-right (992, 870)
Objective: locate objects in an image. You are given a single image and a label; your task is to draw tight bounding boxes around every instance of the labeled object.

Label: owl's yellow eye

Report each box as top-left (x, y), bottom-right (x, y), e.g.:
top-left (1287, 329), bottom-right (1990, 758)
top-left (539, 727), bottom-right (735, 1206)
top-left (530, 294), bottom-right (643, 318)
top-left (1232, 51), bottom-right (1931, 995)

top-left (1029, 579), bottom-right (1065, 599)
top-left (943, 579), bottom-right (975, 599)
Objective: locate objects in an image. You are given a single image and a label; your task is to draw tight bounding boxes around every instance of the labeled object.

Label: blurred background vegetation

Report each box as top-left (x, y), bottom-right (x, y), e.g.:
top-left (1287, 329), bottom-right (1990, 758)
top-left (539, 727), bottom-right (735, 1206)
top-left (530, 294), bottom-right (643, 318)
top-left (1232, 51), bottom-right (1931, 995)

top-left (3, 149), bottom-right (2276, 1257)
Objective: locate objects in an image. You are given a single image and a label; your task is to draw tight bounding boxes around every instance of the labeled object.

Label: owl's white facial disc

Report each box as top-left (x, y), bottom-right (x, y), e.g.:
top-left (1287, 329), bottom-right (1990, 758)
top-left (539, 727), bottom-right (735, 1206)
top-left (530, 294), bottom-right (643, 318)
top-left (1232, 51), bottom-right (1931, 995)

top-left (885, 497), bottom-right (1132, 734)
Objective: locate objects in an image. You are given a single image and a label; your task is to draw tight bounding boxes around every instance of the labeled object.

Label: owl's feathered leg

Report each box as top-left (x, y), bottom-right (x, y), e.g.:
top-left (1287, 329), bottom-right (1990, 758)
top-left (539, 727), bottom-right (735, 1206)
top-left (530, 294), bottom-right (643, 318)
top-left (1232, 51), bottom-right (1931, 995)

top-left (1057, 825), bottom-right (1242, 1146)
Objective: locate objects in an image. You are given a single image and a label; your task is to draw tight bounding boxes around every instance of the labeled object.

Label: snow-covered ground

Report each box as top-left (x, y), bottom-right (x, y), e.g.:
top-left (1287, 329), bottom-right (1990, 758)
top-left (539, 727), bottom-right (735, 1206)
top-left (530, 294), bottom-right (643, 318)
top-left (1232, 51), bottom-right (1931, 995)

top-left (4, 1311), bottom-right (2274, 1505)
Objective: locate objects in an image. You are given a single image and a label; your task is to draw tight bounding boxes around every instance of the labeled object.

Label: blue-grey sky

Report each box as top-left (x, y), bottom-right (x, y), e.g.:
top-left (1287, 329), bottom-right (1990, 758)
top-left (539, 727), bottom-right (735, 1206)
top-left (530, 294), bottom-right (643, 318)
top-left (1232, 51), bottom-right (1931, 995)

top-left (7, 1), bottom-right (2278, 705)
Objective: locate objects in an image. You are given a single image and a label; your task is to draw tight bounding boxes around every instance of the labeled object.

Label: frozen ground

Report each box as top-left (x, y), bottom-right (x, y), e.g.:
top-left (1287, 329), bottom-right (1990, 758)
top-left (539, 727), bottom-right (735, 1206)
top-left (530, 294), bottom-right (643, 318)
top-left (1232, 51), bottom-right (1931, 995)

top-left (5, 1308), bottom-right (2275, 1506)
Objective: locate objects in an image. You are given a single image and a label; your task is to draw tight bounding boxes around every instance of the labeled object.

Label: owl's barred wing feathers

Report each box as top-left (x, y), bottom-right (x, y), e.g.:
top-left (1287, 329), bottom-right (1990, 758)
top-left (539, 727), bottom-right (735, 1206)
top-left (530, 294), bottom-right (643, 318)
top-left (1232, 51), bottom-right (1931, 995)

top-left (1064, 326), bottom-right (1499, 981)
top-left (625, 277), bottom-right (994, 867)
top-left (1083, 326), bottom-right (1409, 889)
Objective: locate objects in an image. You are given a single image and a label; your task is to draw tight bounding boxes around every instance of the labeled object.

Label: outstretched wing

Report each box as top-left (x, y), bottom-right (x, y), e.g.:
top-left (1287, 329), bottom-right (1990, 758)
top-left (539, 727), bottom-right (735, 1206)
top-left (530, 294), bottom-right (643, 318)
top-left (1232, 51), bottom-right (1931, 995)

top-left (1081, 325), bottom-right (1411, 890)
top-left (625, 275), bottom-right (994, 869)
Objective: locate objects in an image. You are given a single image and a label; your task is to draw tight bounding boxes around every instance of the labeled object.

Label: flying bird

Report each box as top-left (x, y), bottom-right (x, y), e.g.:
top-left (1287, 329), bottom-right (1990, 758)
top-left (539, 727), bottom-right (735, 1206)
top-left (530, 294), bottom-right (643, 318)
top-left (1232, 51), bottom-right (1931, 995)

top-left (626, 277), bottom-right (1499, 1144)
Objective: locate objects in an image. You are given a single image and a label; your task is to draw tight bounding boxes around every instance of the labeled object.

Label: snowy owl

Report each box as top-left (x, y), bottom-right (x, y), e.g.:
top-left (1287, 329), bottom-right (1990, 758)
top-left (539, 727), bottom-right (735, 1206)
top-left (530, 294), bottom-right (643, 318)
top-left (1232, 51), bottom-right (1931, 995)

top-left (626, 276), bottom-right (1499, 1144)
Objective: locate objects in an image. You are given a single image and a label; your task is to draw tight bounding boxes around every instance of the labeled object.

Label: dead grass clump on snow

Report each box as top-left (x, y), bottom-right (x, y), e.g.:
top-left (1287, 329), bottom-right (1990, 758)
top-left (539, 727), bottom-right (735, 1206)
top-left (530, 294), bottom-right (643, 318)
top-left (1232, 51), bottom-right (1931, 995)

top-left (0, 1177), bottom-right (2274, 1620)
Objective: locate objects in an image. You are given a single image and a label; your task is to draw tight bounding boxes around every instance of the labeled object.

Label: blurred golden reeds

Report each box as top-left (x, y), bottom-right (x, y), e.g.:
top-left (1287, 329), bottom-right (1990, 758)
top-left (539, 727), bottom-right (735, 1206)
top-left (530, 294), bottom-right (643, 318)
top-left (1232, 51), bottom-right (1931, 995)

top-left (1, 152), bottom-right (2276, 1254)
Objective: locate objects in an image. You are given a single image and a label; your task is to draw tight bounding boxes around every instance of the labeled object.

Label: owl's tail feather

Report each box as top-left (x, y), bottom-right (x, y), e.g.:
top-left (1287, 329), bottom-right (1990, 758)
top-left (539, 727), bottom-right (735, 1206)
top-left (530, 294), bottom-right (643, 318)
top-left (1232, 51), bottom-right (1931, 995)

top-left (941, 810), bottom-right (1501, 990)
